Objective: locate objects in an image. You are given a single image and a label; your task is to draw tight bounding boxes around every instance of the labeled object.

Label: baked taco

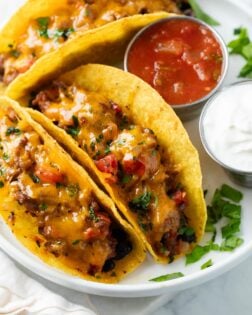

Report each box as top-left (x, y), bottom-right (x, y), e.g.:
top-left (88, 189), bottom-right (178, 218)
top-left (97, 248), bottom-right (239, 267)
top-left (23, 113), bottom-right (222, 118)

top-left (26, 64), bottom-right (207, 263)
top-left (0, 0), bottom-right (192, 99)
top-left (0, 96), bottom-right (146, 283)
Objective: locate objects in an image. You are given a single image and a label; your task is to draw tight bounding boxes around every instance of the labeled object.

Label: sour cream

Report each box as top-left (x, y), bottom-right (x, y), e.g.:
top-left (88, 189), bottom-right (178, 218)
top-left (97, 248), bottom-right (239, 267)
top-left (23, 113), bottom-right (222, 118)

top-left (201, 82), bottom-right (252, 172)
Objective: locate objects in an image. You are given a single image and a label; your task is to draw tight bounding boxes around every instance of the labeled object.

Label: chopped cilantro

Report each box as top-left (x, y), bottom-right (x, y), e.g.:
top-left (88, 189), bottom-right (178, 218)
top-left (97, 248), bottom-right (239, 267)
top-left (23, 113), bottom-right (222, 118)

top-left (39, 203), bottom-right (47, 211)
top-left (222, 203), bottom-right (241, 219)
top-left (66, 184), bottom-right (79, 197)
top-left (186, 245), bottom-right (211, 265)
top-left (2, 153), bottom-right (9, 161)
top-left (36, 17), bottom-right (50, 38)
top-left (149, 272), bottom-right (184, 282)
top-left (30, 174), bottom-right (40, 184)
top-left (201, 259), bottom-right (213, 270)
top-left (220, 184), bottom-right (243, 203)
top-left (89, 205), bottom-right (99, 222)
top-left (6, 127), bottom-right (21, 136)
top-left (220, 236), bottom-right (244, 251)
top-left (188, 0), bottom-right (220, 26)
top-left (0, 181), bottom-right (4, 188)
top-left (0, 168), bottom-right (5, 176)
top-left (54, 27), bottom-right (74, 40)
top-left (228, 27), bottom-right (250, 55)
top-left (239, 60), bottom-right (252, 78)
top-left (104, 145), bottom-right (111, 155)
top-left (228, 27), bottom-right (252, 78)
top-left (90, 141), bottom-right (96, 151)
top-left (10, 49), bottom-right (21, 58)
top-left (138, 221), bottom-right (152, 232)
top-left (221, 219), bottom-right (240, 239)
top-left (96, 134), bottom-right (104, 143)
top-left (121, 174), bottom-right (132, 184)
top-left (178, 226), bottom-right (196, 243)
top-left (129, 191), bottom-right (152, 213)
top-left (66, 115), bottom-right (80, 136)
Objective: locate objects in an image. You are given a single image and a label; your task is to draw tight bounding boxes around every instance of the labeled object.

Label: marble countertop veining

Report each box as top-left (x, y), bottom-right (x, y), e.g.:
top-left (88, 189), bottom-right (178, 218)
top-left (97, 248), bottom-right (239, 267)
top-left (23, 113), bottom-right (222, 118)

top-left (155, 255), bottom-right (252, 315)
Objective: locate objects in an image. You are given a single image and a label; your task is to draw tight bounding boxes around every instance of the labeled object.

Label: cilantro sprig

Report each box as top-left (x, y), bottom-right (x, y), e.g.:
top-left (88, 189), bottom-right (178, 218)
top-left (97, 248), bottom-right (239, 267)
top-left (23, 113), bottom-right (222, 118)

top-left (149, 272), bottom-right (184, 282)
top-left (186, 184), bottom-right (244, 265)
top-left (201, 259), bottom-right (213, 270)
top-left (228, 27), bottom-right (252, 78)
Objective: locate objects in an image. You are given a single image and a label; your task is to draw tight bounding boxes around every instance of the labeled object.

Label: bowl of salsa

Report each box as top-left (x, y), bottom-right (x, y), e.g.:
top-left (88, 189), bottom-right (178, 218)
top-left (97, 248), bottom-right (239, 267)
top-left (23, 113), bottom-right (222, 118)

top-left (124, 16), bottom-right (228, 121)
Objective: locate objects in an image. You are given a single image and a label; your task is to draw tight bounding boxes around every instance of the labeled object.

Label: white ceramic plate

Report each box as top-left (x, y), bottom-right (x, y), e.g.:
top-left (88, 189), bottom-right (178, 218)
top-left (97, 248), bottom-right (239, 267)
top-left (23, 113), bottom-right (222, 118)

top-left (0, 0), bottom-right (252, 298)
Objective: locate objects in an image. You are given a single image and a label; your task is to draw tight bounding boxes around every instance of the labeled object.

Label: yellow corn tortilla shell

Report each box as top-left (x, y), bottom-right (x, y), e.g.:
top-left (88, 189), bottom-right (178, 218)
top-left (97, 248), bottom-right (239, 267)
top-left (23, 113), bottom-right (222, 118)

top-left (1, 0), bottom-right (172, 99)
top-left (26, 64), bottom-right (207, 263)
top-left (0, 96), bottom-right (146, 283)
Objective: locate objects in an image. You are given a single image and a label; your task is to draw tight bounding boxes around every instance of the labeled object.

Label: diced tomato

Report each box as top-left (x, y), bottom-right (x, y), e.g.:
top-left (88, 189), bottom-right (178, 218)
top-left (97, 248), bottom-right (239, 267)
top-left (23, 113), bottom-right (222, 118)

top-left (111, 102), bottom-right (122, 114)
top-left (35, 165), bottom-right (65, 184)
top-left (95, 154), bottom-right (118, 176)
top-left (172, 190), bottom-right (187, 207)
top-left (83, 227), bottom-right (102, 240)
top-left (122, 157), bottom-right (145, 177)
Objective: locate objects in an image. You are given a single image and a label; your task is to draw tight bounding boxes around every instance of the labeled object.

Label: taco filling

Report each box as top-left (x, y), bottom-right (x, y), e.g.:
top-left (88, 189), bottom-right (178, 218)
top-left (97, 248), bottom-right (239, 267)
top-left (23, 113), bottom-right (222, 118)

top-left (0, 103), bottom-right (134, 277)
top-left (31, 81), bottom-right (196, 260)
top-left (0, 0), bottom-right (191, 85)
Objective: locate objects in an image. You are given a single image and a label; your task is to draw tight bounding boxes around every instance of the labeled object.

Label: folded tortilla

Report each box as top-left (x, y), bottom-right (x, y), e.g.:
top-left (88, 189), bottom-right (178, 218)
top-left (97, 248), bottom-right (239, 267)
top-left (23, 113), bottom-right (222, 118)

top-left (0, 0), bottom-right (184, 99)
top-left (25, 64), bottom-right (207, 263)
top-left (0, 95), bottom-right (146, 283)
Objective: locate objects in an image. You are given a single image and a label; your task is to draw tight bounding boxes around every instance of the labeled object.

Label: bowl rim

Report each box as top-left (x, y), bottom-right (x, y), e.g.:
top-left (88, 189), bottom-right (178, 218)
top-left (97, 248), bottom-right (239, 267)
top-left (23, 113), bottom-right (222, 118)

top-left (124, 15), bottom-right (229, 109)
top-left (199, 80), bottom-right (252, 176)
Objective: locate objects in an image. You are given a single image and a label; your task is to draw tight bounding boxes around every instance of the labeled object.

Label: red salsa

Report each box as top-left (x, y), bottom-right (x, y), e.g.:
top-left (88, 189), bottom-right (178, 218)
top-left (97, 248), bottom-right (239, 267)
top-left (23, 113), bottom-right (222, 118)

top-left (127, 18), bottom-right (223, 105)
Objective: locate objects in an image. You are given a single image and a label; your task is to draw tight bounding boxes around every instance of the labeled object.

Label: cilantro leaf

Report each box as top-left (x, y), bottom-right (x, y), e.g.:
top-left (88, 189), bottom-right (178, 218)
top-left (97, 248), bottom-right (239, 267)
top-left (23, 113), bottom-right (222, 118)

top-left (242, 42), bottom-right (252, 60)
top-left (239, 60), bottom-right (252, 78)
top-left (222, 203), bottom-right (241, 220)
top-left (66, 183), bottom-right (79, 197)
top-left (220, 236), bottom-right (244, 251)
top-left (186, 245), bottom-right (211, 265)
top-left (6, 127), bottom-right (21, 136)
top-left (149, 272), bottom-right (184, 282)
top-left (66, 115), bottom-right (80, 136)
top-left (178, 226), bottom-right (196, 243)
top-left (89, 205), bottom-right (99, 222)
top-left (220, 184), bottom-right (243, 202)
top-left (188, 0), bottom-right (220, 26)
top-left (201, 259), bottom-right (213, 270)
top-left (228, 27), bottom-right (250, 55)
top-left (129, 191), bottom-right (152, 213)
top-left (221, 219), bottom-right (240, 239)
top-left (36, 17), bottom-right (50, 38)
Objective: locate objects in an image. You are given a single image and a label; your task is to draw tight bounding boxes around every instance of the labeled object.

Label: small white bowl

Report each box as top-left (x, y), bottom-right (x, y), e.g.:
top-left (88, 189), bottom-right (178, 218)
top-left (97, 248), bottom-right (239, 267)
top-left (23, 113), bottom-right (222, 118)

top-left (199, 81), bottom-right (252, 188)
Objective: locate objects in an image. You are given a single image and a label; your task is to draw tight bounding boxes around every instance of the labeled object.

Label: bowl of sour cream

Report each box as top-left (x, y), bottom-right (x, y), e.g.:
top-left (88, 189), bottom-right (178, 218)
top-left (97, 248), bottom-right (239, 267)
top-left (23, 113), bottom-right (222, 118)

top-left (199, 80), bottom-right (252, 187)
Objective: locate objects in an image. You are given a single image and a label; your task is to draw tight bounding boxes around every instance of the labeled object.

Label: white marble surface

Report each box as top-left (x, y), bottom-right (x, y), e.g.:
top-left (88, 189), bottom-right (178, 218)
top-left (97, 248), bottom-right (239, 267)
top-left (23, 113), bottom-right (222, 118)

top-left (156, 255), bottom-right (252, 315)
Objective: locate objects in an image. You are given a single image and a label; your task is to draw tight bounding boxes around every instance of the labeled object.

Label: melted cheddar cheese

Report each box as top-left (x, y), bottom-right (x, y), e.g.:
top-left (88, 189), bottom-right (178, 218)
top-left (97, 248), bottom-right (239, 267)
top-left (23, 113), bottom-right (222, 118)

top-left (0, 104), bottom-right (133, 276)
top-left (0, 0), bottom-right (182, 84)
top-left (32, 81), bottom-right (196, 259)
